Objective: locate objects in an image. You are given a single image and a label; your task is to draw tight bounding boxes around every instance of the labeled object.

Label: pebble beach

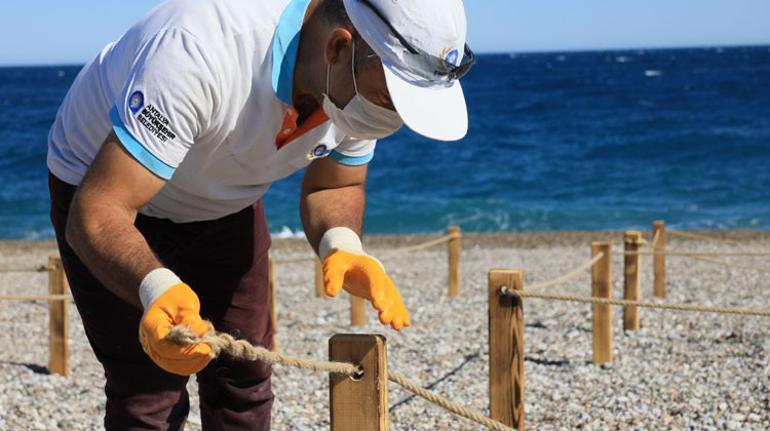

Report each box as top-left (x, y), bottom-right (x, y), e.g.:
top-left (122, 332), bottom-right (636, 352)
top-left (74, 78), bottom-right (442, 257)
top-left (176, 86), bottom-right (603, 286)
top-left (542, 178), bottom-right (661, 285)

top-left (0, 231), bottom-right (768, 430)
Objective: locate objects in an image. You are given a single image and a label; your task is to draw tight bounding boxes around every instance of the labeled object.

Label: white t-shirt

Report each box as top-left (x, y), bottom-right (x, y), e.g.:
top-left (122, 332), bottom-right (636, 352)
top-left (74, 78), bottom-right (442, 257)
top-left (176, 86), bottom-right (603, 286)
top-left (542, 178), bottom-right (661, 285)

top-left (47, 0), bottom-right (376, 222)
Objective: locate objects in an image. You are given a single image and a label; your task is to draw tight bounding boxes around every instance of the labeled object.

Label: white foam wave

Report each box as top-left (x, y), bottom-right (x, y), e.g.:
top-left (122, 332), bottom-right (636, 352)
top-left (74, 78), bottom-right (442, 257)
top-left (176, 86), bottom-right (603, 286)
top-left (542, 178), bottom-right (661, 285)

top-left (22, 227), bottom-right (56, 240)
top-left (644, 70), bottom-right (662, 77)
top-left (271, 226), bottom-right (306, 239)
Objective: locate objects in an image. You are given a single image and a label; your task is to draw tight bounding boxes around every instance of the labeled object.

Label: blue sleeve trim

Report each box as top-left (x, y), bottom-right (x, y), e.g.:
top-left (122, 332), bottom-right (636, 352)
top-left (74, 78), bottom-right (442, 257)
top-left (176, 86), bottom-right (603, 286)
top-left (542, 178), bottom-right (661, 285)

top-left (109, 106), bottom-right (176, 180)
top-left (329, 150), bottom-right (374, 166)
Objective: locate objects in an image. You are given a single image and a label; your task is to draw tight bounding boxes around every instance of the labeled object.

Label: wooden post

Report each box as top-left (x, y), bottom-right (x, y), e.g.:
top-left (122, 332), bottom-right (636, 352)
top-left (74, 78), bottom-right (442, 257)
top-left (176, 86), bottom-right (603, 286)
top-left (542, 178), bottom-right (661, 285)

top-left (350, 295), bottom-right (367, 327)
top-left (652, 220), bottom-right (666, 298)
top-left (315, 257), bottom-right (326, 298)
top-left (623, 231), bottom-right (642, 331)
top-left (448, 226), bottom-right (461, 297)
top-left (329, 334), bottom-right (388, 431)
top-left (48, 255), bottom-right (68, 377)
top-left (268, 257), bottom-right (278, 351)
top-left (591, 242), bottom-right (612, 365)
top-left (488, 269), bottom-right (525, 430)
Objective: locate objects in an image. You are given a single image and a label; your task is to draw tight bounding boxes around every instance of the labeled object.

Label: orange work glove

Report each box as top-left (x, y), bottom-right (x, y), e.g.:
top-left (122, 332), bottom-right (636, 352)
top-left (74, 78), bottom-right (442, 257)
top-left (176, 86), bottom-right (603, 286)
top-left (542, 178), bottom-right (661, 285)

top-left (138, 269), bottom-right (213, 376)
top-left (319, 227), bottom-right (411, 330)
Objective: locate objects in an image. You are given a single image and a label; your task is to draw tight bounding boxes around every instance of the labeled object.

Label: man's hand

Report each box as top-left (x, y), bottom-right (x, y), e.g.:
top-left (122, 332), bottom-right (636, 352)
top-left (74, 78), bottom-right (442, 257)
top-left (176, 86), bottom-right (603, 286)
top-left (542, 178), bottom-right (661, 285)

top-left (320, 228), bottom-right (410, 330)
top-left (138, 269), bottom-right (213, 376)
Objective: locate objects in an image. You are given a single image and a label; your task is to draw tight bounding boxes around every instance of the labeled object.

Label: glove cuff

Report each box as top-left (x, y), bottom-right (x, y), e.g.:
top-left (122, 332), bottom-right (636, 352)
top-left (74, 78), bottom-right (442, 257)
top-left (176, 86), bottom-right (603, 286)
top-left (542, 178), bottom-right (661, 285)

top-left (139, 268), bottom-right (182, 309)
top-left (319, 227), bottom-right (364, 261)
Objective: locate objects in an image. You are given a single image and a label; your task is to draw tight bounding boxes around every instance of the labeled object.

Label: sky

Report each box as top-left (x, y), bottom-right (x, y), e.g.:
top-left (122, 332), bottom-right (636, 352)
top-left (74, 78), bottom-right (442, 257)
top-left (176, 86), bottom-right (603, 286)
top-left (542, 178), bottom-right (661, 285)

top-left (1, 0), bottom-right (769, 66)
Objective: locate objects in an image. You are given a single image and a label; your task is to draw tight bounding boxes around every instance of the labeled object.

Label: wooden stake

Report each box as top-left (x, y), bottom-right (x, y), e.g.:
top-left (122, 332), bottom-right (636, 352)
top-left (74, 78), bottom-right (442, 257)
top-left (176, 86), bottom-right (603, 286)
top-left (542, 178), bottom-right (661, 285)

top-left (448, 226), bottom-right (461, 297)
top-left (315, 257), bottom-right (326, 298)
top-left (623, 231), bottom-right (642, 331)
top-left (329, 334), bottom-right (388, 431)
top-left (268, 257), bottom-right (278, 351)
top-left (48, 255), bottom-right (68, 377)
top-left (488, 269), bottom-right (525, 430)
top-left (591, 242), bottom-right (612, 365)
top-left (653, 220), bottom-right (666, 298)
top-left (350, 295), bottom-right (367, 327)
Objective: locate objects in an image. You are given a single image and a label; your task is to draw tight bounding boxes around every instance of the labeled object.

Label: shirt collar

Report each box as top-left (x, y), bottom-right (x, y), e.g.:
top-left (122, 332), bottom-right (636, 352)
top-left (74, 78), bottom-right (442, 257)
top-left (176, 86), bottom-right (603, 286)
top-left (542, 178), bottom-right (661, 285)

top-left (272, 0), bottom-right (312, 105)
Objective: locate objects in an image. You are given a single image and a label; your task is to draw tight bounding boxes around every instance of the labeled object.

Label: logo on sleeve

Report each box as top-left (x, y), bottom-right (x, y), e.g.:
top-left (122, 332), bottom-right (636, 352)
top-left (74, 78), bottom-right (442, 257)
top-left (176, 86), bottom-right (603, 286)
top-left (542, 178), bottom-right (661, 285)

top-left (128, 91), bottom-right (144, 113)
top-left (135, 103), bottom-right (177, 143)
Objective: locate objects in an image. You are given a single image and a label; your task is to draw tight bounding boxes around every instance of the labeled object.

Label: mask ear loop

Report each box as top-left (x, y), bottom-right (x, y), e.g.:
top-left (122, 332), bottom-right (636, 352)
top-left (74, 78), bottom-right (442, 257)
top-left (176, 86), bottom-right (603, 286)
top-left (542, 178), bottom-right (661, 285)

top-left (351, 38), bottom-right (360, 96)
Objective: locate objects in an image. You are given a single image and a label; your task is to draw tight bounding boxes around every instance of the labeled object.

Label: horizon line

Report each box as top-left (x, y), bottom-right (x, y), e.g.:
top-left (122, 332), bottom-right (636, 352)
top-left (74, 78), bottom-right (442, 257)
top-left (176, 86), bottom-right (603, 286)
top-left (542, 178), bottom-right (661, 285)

top-left (1, 42), bottom-right (768, 68)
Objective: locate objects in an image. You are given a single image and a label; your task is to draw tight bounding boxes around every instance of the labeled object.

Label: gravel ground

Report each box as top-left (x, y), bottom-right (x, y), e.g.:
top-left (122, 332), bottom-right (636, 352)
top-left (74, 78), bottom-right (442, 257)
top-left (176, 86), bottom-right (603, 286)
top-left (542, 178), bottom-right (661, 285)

top-left (0, 232), bottom-right (768, 430)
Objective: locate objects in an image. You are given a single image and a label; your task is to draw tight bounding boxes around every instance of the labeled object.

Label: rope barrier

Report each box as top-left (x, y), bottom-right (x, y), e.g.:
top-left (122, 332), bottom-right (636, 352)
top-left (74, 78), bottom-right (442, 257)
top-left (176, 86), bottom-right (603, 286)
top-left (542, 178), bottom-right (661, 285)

top-left (526, 252), bottom-right (604, 291)
top-left (168, 324), bottom-right (361, 376)
top-left (621, 250), bottom-right (770, 257)
top-left (502, 288), bottom-right (770, 317)
top-left (270, 232), bottom-right (460, 264)
top-left (271, 255), bottom-right (315, 264)
top-left (371, 233), bottom-right (460, 254)
top-left (686, 255), bottom-right (770, 274)
top-left (0, 294), bottom-right (69, 301)
top-left (667, 230), bottom-right (743, 245)
top-left (387, 370), bottom-right (514, 431)
top-left (628, 229), bottom-right (770, 271)
top-left (168, 324), bottom-right (514, 431)
top-left (0, 264), bottom-right (50, 273)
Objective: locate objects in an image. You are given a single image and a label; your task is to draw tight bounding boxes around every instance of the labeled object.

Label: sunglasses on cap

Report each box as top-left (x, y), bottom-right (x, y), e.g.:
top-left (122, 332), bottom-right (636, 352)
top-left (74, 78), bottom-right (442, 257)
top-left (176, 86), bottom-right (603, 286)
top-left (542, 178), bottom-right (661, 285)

top-left (356, 0), bottom-right (476, 82)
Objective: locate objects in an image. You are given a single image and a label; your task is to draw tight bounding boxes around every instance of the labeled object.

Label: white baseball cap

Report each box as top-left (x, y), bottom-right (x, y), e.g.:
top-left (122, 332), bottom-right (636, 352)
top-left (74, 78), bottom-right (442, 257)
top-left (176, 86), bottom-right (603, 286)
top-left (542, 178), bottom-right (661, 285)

top-left (342, 0), bottom-right (474, 142)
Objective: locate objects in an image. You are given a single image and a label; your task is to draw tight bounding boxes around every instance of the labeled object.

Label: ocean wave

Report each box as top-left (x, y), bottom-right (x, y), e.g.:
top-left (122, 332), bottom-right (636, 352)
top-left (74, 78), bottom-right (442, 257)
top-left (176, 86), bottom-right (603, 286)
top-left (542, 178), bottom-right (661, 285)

top-left (270, 226), bottom-right (306, 239)
top-left (21, 227), bottom-right (55, 240)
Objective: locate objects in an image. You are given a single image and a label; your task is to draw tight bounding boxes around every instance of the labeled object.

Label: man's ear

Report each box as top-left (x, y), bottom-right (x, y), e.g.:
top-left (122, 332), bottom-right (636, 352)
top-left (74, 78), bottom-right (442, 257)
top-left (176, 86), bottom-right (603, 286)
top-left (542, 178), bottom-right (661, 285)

top-left (324, 28), bottom-right (354, 66)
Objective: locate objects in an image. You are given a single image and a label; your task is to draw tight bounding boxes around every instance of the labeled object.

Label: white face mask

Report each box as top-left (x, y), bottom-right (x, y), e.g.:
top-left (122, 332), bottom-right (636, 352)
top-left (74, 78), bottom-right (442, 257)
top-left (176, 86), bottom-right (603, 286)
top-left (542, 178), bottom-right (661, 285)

top-left (322, 40), bottom-right (403, 140)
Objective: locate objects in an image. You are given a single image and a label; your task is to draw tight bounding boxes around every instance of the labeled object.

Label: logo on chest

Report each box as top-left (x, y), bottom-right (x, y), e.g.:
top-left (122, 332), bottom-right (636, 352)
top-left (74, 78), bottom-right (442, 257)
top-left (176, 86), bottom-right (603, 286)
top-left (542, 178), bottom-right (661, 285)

top-left (307, 144), bottom-right (331, 160)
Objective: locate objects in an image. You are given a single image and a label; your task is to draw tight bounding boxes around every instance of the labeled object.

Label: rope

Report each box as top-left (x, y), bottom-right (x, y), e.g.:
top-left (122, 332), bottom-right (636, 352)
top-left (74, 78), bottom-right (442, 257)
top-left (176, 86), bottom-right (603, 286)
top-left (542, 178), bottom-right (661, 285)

top-left (168, 325), bottom-right (361, 376)
top-left (504, 289), bottom-right (770, 317)
top-left (0, 294), bottom-right (69, 301)
top-left (627, 230), bottom-right (770, 270)
top-left (686, 255), bottom-right (770, 274)
top-left (387, 370), bottom-right (514, 431)
top-left (168, 324), bottom-right (514, 431)
top-left (622, 250), bottom-right (770, 257)
top-left (619, 250), bottom-right (770, 272)
top-left (271, 255), bottom-right (315, 264)
top-left (667, 230), bottom-right (743, 245)
top-left (270, 232), bottom-right (461, 264)
top-left (370, 232), bottom-right (460, 254)
top-left (0, 264), bottom-right (50, 273)
top-left (526, 252), bottom-right (604, 291)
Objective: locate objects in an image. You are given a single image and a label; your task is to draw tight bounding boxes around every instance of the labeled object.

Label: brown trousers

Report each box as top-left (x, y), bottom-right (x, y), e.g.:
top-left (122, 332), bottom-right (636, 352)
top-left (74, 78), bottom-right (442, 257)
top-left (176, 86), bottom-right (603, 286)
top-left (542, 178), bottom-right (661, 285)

top-left (49, 173), bottom-right (274, 430)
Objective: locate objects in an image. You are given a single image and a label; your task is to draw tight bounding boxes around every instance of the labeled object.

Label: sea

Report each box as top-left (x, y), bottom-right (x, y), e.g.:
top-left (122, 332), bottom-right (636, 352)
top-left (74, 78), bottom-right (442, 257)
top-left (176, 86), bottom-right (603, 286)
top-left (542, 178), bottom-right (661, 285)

top-left (1, 46), bottom-right (769, 239)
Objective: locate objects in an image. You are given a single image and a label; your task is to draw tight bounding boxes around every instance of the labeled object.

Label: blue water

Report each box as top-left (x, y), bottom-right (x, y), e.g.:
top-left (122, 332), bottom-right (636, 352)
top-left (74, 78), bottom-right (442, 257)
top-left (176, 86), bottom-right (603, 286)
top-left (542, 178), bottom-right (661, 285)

top-left (1, 46), bottom-right (769, 239)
